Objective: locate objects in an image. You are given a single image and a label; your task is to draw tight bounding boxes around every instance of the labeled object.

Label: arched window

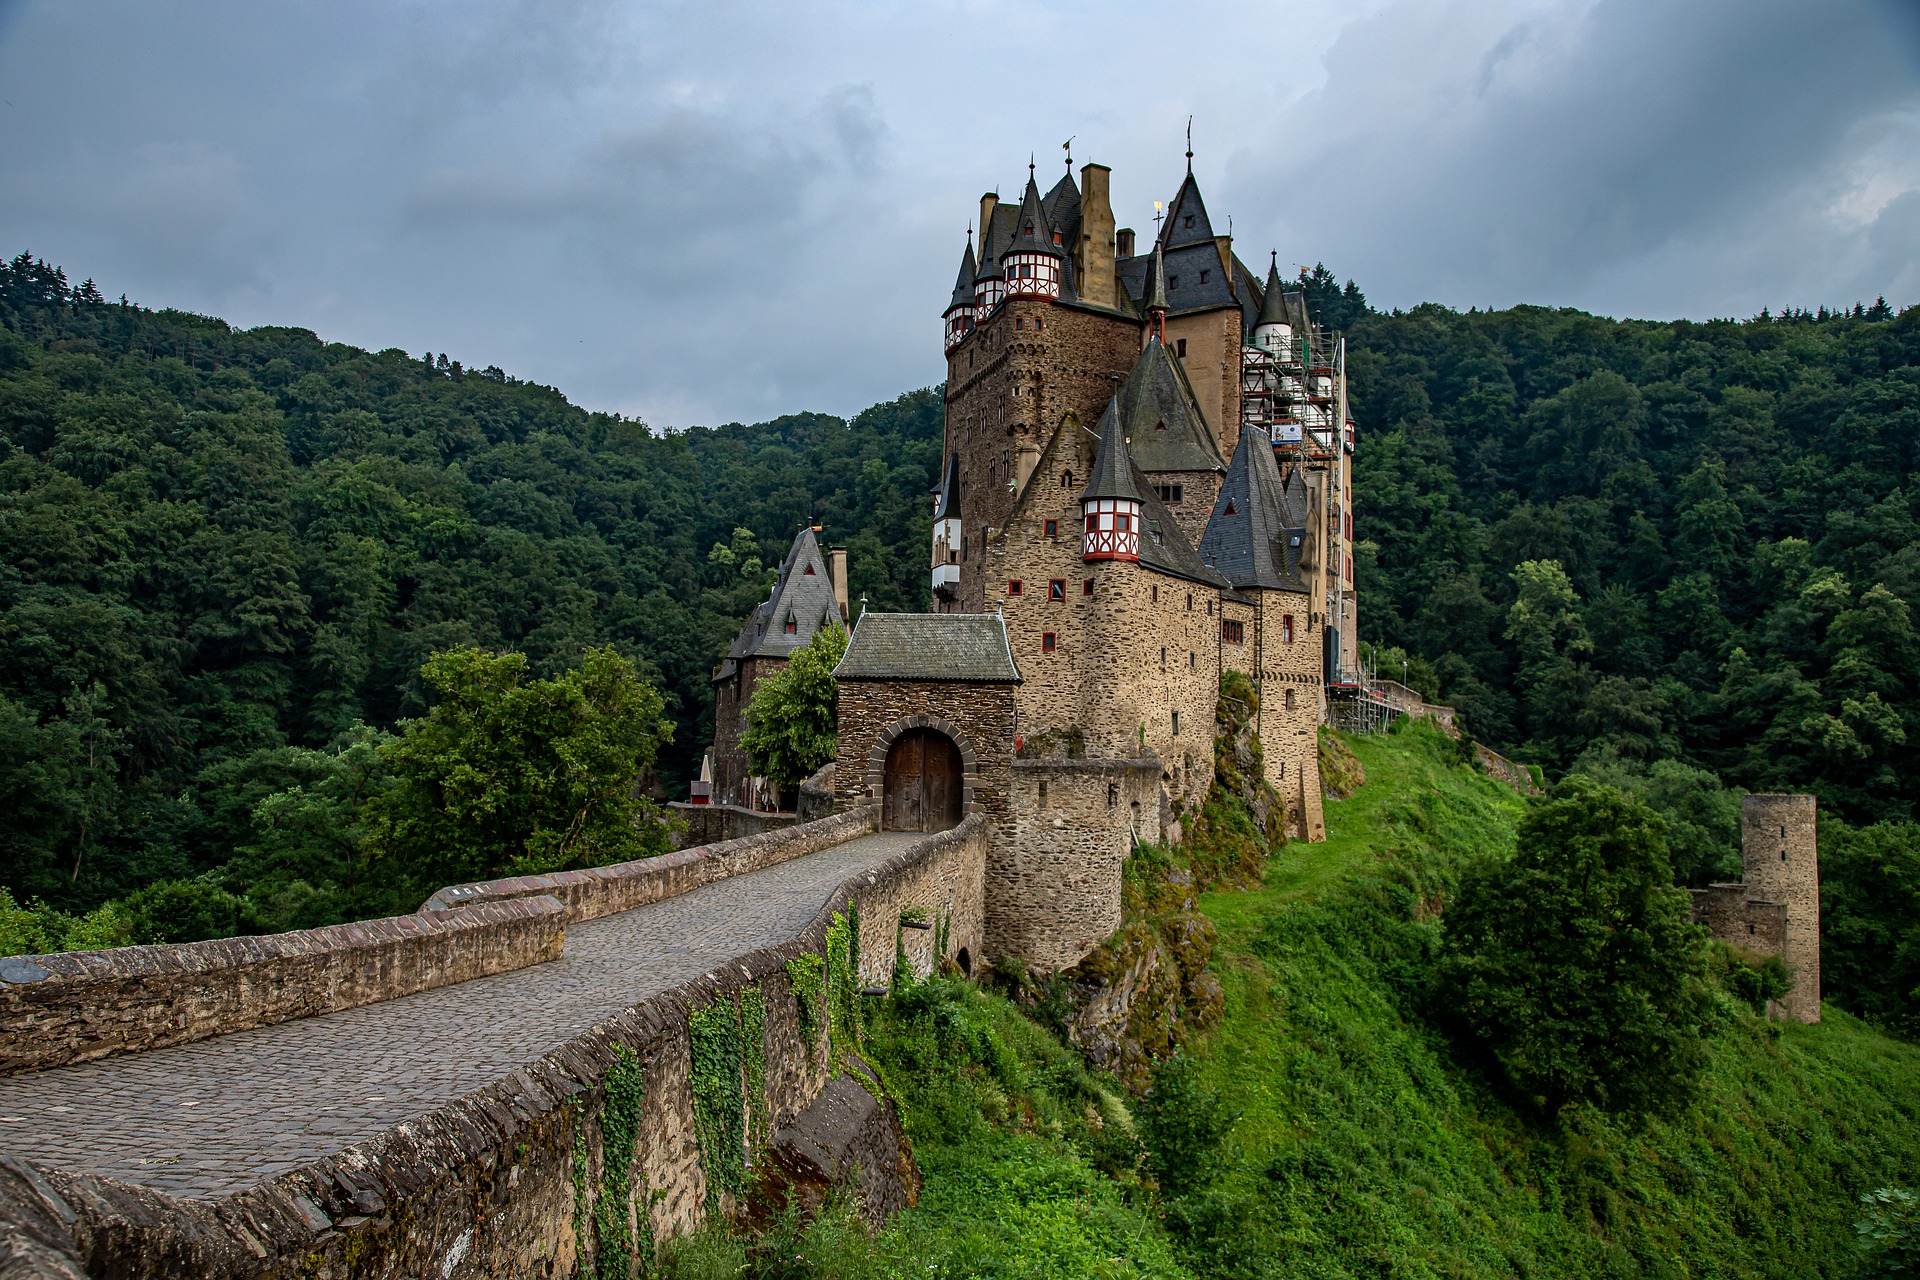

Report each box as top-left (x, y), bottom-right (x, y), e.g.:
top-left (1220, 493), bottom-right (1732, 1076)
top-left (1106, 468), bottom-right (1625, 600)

top-left (1061, 471), bottom-right (1074, 489)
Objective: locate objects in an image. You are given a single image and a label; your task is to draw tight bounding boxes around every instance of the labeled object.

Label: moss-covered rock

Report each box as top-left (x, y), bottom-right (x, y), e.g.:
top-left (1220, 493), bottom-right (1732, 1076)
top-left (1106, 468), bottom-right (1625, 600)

top-left (1319, 725), bottom-right (1367, 799)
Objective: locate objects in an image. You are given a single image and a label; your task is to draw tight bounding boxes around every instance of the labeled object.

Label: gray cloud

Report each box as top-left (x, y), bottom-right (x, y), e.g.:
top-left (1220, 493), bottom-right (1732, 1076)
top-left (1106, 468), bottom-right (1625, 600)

top-left (0, 0), bottom-right (1913, 426)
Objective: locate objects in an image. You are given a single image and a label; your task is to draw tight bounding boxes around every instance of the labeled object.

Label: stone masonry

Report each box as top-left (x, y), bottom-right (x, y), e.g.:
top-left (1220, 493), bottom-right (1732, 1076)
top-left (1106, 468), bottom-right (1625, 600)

top-left (1689, 793), bottom-right (1820, 1024)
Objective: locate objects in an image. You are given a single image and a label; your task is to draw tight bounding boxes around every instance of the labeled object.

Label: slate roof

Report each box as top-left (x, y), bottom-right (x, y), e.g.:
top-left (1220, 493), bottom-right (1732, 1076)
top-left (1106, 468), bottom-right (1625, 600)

top-left (833, 612), bottom-right (1022, 683)
top-left (1197, 427), bottom-right (1309, 594)
top-left (1080, 397), bottom-right (1144, 504)
top-left (1118, 337), bottom-right (1226, 475)
top-left (1144, 241), bottom-right (1168, 313)
top-left (719, 527), bottom-right (845, 670)
top-left (1004, 173), bottom-right (1063, 259)
top-left (1256, 255), bottom-right (1290, 328)
top-left (976, 201), bottom-right (1018, 281)
top-left (1042, 171), bottom-right (1080, 243)
top-left (948, 238), bottom-right (977, 312)
top-left (932, 451), bottom-right (961, 521)
top-left (1159, 172), bottom-right (1216, 249)
top-left (1078, 395), bottom-right (1229, 588)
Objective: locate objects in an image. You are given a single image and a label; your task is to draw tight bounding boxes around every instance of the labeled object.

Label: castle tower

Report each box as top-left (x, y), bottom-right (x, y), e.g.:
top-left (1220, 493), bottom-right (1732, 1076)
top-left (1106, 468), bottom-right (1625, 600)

top-left (1002, 170), bottom-right (1064, 301)
top-left (1081, 399), bottom-right (1143, 562)
top-left (944, 234), bottom-right (977, 353)
top-left (1114, 333), bottom-right (1227, 545)
top-left (931, 451), bottom-right (962, 604)
top-left (1740, 793), bottom-right (1821, 1023)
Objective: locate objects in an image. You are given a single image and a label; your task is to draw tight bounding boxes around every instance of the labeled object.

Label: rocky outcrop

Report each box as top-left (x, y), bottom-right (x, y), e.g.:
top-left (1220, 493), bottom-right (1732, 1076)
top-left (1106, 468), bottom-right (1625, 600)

top-left (749, 1059), bottom-right (918, 1230)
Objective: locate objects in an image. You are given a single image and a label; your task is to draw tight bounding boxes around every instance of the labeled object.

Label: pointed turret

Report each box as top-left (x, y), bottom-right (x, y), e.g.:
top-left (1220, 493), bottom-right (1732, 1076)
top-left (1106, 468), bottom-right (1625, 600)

top-left (1145, 241), bottom-right (1169, 343)
top-left (1197, 427), bottom-right (1307, 593)
top-left (945, 235), bottom-right (978, 351)
top-left (1081, 398), bottom-right (1144, 563)
top-left (1253, 251), bottom-right (1294, 359)
top-left (1117, 337), bottom-right (1226, 475)
top-left (1003, 167), bottom-right (1064, 300)
top-left (1159, 171), bottom-right (1216, 249)
top-left (931, 451), bottom-right (963, 598)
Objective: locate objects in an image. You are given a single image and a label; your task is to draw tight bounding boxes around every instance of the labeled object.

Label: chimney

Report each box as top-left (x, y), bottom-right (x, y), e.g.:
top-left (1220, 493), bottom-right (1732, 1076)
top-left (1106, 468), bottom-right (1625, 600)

top-left (828, 547), bottom-right (849, 622)
top-left (978, 191), bottom-right (1000, 253)
top-left (1078, 163), bottom-right (1117, 309)
top-left (1116, 227), bottom-right (1136, 259)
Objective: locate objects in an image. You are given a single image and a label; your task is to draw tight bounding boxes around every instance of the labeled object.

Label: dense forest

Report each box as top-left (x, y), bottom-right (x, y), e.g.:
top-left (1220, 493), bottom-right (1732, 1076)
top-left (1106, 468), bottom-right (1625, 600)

top-left (0, 253), bottom-right (939, 926)
top-left (2, 253), bottom-right (1916, 1037)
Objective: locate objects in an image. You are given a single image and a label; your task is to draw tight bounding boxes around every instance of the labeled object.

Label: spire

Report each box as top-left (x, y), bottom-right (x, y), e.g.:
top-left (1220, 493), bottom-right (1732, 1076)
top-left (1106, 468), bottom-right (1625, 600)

top-left (1145, 240), bottom-right (1168, 341)
top-left (1005, 171), bottom-right (1061, 258)
top-left (948, 234), bottom-right (978, 311)
top-left (1257, 251), bottom-right (1289, 328)
top-left (1081, 396), bottom-right (1145, 504)
top-left (1185, 116), bottom-right (1194, 175)
top-left (1158, 171), bottom-right (1216, 249)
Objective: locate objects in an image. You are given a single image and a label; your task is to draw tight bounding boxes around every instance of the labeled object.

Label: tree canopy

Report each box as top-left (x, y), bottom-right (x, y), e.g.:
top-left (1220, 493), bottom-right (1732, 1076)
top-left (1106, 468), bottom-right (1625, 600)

top-left (740, 622), bottom-right (848, 797)
top-left (1436, 776), bottom-right (1715, 1115)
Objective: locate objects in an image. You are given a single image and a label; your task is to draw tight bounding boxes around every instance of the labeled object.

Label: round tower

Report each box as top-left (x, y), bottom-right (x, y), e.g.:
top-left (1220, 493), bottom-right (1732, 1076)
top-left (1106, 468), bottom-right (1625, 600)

top-left (1740, 793), bottom-right (1820, 1023)
top-left (1081, 396), bottom-right (1142, 563)
top-left (1252, 252), bottom-right (1293, 359)
top-left (944, 233), bottom-right (978, 353)
top-left (1001, 167), bottom-right (1063, 301)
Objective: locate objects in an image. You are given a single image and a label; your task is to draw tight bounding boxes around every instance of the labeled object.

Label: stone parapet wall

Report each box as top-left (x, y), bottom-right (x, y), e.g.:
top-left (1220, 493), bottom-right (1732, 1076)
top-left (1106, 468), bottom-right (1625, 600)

top-left (1472, 743), bottom-right (1540, 794)
top-left (420, 807), bottom-right (878, 923)
top-left (668, 802), bottom-right (800, 849)
top-left (0, 896), bottom-right (566, 1078)
top-left (850, 817), bottom-right (988, 986)
top-left (1, 819), bottom-right (983, 1279)
top-left (992, 759), bottom-right (1159, 971)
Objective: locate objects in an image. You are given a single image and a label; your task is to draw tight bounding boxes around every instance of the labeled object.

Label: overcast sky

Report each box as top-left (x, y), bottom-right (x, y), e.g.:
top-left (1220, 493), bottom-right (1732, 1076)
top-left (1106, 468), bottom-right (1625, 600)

top-left (2, 0), bottom-right (1917, 427)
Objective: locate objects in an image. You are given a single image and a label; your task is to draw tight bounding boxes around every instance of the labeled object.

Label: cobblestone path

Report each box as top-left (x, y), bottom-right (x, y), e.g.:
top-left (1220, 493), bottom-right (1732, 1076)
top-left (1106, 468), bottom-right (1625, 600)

top-left (0, 832), bottom-right (920, 1200)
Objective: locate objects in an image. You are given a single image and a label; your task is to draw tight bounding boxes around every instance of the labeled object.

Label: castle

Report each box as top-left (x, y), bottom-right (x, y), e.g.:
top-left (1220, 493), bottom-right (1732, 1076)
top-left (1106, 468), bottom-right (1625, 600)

top-left (1692, 793), bottom-right (1822, 1023)
top-left (704, 151), bottom-right (1363, 974)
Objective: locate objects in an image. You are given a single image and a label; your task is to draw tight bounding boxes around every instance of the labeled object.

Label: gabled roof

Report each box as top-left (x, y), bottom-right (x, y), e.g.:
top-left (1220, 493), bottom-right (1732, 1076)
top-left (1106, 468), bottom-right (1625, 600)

top-left (731, 526), bottom-right (845, 661)
top-left (1118, 337), bottom-right (1225, 475)
top-left (933, 451), bottom-right (961, 521)
top-left (834, 612), bottom-right (1022, 683)
top-left (1159, 172), bottom-right (1216, 249)
top-left (1080, 397), bottom-right (1144, 504)
top-left (1197, 427), bottom-right (1309, 593)
top-left (1004, 173), bottom-right (1063, 259)
top-left (948, 238), bottom-right (977, 312)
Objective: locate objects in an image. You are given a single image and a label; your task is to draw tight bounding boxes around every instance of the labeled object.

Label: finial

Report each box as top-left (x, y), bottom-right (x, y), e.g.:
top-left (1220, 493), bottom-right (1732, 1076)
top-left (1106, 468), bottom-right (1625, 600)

top-left (1185, 116), bottom-right (1194, 172)
top-left (1029, 152), bottom-right (1035, 177)
top-left (1063, 135), bottom-right (1074, 169)
top-left (858, 593), bottom-right (868, 618)
top-left (1271, 249), bottom-right (1277, 269)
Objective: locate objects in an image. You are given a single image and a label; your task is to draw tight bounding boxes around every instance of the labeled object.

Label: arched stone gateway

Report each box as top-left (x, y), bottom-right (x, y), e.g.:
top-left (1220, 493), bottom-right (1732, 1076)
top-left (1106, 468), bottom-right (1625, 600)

top-left (882, 728), bottom-right (965, 832)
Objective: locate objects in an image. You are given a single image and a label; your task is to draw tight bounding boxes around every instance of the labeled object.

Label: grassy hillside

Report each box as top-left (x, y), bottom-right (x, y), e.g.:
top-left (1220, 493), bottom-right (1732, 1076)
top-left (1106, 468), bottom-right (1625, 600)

top-left (673, 723), bottom-right (1920, 1279)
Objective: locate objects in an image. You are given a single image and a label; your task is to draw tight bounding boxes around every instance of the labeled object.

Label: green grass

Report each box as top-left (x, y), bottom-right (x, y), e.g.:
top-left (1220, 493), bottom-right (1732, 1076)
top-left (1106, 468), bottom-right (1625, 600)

top-left (668, 720), bottom-right (1920, 1278)
top-left (1190, 719), bottom-right (1920, 1279)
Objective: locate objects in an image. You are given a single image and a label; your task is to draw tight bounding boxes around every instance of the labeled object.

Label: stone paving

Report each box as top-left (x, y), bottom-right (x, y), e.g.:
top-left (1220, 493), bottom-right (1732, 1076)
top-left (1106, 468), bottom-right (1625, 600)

top-left (0, 832), bottom-right (920, 1200)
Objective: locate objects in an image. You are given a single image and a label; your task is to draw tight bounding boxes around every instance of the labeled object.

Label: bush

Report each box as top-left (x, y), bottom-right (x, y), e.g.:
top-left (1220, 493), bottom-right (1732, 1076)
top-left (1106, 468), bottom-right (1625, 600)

top-left (1135, 1051), bottom-right (1238, 1197)
top-left (1435, 776), bottom-right (1715, 1115)
top-left (1857, 1185), bottom-right (1920, 1278)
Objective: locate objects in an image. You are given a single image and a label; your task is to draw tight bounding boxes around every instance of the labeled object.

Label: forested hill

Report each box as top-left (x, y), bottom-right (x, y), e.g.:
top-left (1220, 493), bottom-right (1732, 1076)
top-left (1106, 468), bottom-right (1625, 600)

top-left (0, 253), bottom-right (939, 914)
top-left (1340, 293), bottom-right (1920, 835)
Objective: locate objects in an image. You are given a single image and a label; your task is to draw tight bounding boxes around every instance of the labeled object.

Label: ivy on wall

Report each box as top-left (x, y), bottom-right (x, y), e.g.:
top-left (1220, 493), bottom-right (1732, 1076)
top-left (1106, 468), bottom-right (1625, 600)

top-left (571, 1043), bottom-right (651, 1280)
top-left (785, 952), bottom-right (825, 1062)
top-left (688, 988), bottom-right (766, 1213)
top-left (825, 908), bottom-right (861, 1062)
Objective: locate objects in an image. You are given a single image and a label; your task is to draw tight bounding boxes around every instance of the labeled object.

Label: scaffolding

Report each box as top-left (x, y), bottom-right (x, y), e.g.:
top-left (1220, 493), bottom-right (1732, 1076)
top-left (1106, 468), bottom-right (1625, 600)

top-left (1326, 647), bottom-right (1399, 736)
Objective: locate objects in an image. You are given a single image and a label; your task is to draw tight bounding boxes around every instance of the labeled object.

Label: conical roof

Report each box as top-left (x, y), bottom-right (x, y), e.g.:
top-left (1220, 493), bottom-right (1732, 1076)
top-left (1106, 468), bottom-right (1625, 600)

top-left (948, 239), bottom-right (977, 312)
top-left (1159, 172), bottom-right (1216, 249)
top-left (1197, 428), bottom-right (1308, 592)
top-left (1256, 253), bottom-right (1290, 328)
top-left (933, 451), bottom-right (961, 521)
top-left (1144, 240), bottom-right (1169, 313)
top-left (1118, 337), bottom-right (1225, 474)
top-left (1080, 397), bottom-right (1144, 503)
top-left (1005, 172), bottom-right (1063, 259)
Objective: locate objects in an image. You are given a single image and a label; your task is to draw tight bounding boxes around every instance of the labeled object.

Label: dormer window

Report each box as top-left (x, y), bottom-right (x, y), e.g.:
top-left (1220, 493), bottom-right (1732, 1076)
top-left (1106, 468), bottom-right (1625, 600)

top-left (784, 617), bottom-right (797, 634)
top-left (1200, 269), bottom-right (1210, 283)
top-left (1155, 419), bottom-right (1166, 431)
top-left (1052, 232), bottom-right (1063, 245)
top-left (803, 564), bottom-right (815, 575)
top-left (1024, 223), bottom-right (1034, 235)
top-left (1169, 276), bottom-right (1179, 289)
top-left (1184, 215), bottom-right (1195, 228)
top-left (1224, 500), bottom-right (1236, 516)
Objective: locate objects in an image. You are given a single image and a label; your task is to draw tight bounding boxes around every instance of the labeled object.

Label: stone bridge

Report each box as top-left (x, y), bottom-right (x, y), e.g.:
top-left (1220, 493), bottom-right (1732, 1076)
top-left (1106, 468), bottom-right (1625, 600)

top-left (0, 808), bottom-right (990, 1278)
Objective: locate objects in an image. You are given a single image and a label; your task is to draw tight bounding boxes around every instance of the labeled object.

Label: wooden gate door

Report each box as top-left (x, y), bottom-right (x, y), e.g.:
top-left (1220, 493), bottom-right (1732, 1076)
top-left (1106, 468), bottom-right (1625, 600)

top-left (883, 730), bottom-right (964, 832)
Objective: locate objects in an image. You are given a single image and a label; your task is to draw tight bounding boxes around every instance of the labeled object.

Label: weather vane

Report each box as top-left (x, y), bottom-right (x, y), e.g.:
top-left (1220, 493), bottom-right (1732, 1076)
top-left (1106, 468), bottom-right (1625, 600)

top-left (1063, 136), bottom-right (1075, 169)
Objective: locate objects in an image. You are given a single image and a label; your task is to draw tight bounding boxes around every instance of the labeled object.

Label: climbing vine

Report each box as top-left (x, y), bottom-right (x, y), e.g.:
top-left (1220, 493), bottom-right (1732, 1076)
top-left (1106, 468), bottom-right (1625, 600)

top-left (572, 1044), bottom-right (652, 1280)
top-left (786, 951), bottom-right (825, 1061)
top-left (825, 908), bottom-right (862, 1062)
top-left (688, 987), bottom-right (765, 1213)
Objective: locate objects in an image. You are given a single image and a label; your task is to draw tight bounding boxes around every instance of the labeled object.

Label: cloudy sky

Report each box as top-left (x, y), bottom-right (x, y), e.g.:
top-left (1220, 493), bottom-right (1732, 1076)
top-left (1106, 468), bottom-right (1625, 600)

top-left (2, 0), bottom-right (1917, 427)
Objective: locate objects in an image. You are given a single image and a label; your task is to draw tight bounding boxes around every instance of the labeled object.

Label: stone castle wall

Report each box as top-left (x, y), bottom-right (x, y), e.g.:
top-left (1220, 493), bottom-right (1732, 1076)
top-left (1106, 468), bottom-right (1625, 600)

top-left (1688, 793), bottom-right (1820, 1024)
top-left (0, 896), bottom-right (566, 1078)
top-left (831, 681), bottom-right (1016, 828)
top-left (1, 817), bottom-right (987, 1279)
top-left (1142, 467), bottom-right (1224, 548)
top-left (1162, 305), bottom-right (1244, 463)
top-left (943, 298), bottom-right (1141, 614)
top-left (668, 802), bottom-right (800, 848)
top-left (710, 653), bottom-right (780, 807)
top-left (994, 758), bottom-right (1161, 971)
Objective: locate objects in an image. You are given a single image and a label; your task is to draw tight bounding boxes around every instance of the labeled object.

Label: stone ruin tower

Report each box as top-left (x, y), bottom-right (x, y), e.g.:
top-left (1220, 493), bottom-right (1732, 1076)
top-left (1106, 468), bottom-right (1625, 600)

top-left (1691, 793), bottom-right (1821, 1023)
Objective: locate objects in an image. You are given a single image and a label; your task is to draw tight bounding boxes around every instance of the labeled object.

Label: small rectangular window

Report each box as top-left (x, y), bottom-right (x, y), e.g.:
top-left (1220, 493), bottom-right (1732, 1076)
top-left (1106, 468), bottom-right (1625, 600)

top-left (1049, 579), bottom-right (1066, 601)
top-left (1172, 710), bottom-right (1180, 736)
top-left (1176, 338), bottom-right (1187, 357)
top-left (1042, 632), bottom-right (1056, 653)
top-left (1222, 619), bottom-right (1244, 644)
top-left (1082, 579), bottom-right (1094, 596)
top-left (1008, 579), bottom-right (1022, 596)
top-left (1282, 614), bottom-right (1295, 644)
top-left (1044, 519), bottom-right (1058, 538)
